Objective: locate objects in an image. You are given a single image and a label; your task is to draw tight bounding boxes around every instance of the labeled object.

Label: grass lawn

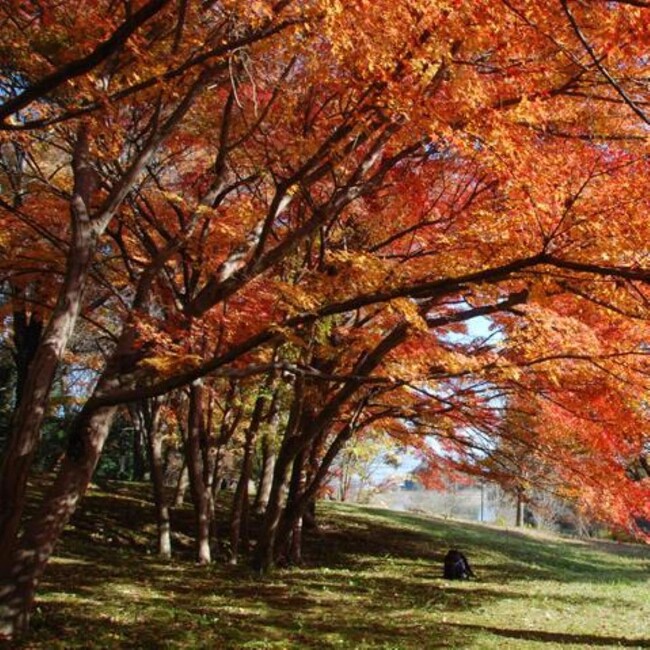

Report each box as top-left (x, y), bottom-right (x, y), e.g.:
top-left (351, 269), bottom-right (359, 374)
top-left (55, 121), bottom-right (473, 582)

top-left (18, 483), bottom-right (650, 649)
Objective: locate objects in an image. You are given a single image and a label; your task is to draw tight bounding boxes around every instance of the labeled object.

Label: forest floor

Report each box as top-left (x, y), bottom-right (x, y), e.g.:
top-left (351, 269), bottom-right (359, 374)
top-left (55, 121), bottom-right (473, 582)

top-left (17, 480), bottom-right (650, 649)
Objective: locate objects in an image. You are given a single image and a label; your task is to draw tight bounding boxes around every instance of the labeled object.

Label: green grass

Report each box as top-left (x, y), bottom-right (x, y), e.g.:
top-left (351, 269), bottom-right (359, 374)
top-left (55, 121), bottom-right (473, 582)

top-left (18, 483), bottom-right (650, 649)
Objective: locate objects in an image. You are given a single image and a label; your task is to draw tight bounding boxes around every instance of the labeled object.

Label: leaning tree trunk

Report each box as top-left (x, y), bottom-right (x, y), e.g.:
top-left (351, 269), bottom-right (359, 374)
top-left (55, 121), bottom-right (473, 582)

top-left (0, 128), bottom-right (98, 566)
top-left (0, 65), bottom-right (223, 589)
top-left (0, 239), bottom-right (190, 638)
top-left (253, 387), bottom-right (306, 573)
top-left (272, 393), bottom-right (375, 564)
top-left (255, 328), bottom-right (393, 572)
top-left (0, 308), bottom-right (142, 640)
top-left (252, 440), bottom-right (300, 573)
top-left (0, 87), bottom-right (222, 636)
top-left (254, 373), bottom-right (352, 570)
top-left (0, 401), bottom-right (117, 640)
top-left (298, 322), bottom-right (406, 534)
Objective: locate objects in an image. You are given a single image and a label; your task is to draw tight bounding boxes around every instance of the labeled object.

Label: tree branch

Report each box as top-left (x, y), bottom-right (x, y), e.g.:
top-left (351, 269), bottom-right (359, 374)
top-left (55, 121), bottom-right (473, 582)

top-left (560, 0), bottom-right (650, 125)
top-left (0, 0), bottom-right (172, 126)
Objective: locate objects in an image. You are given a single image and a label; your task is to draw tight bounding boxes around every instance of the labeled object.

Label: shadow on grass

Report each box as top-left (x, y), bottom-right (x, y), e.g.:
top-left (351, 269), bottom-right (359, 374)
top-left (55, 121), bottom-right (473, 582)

top-left (25, 508), bottom-right (487, 650)
top-left (27, 550), bottom-right (477, 649)
top-left (18, 484), bottom-right (650, 649)
top-left (446, 622), bottom-right (650, 648)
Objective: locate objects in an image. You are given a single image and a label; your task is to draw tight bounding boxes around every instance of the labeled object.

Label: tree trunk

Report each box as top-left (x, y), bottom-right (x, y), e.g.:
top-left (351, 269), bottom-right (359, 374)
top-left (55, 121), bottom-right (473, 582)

top-left (0, 206), bottom-right (96, 568)
top-left (275, 415), bottom-right (361, 558)
top-left (0, 84), bottom-right (219, 634)
top-left (11, 305), bottom-right (43, 408)
top-left (174, 463), bottom-right (189, 507)
top-left (304, 499), bottom-right (317, 531)
top-left (211, 447), bottom-right (225, 501)
top-left (252, 387), bottom-right (280, 515)
top-left (516, 487), bottom-right (525, 527)
top-left (210, 380), bottom-right (242, 507)
top-left (150, 436), bottom-right (172, 558)
top-left (253, 374), bottom-right (306, 573)
top-left (252, 443), bottom-right (297, 573)
top-left (0, 126), bottom-right (98, 565)
top-left (286, 448), bottom-right (308, 565)
top-left (253, 435), bottom-right (276, 515)
top-left (0, 403), bottom-right (117, 640)
top-left (132, 424), bottom-right (147, 481)
top-left (185, 381), bottom-right (212, 564)
top-left (0, 275), bottom-right (151, 639)
top-left (255, 326), bottom-right (407, 572)
top-left (140, 400), bottom-right (171, 558)
top-left (229, 388), bottom-right (267, 563)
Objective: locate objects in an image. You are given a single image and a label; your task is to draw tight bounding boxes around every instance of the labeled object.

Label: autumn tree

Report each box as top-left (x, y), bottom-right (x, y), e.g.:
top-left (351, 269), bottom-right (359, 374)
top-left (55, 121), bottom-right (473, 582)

top-left (1, 0), bottom-right (650, 640)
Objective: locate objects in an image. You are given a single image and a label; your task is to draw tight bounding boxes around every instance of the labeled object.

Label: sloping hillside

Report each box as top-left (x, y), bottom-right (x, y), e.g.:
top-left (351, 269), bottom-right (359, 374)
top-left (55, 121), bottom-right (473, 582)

top-left (20, 483), bottom-right (650, 649)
